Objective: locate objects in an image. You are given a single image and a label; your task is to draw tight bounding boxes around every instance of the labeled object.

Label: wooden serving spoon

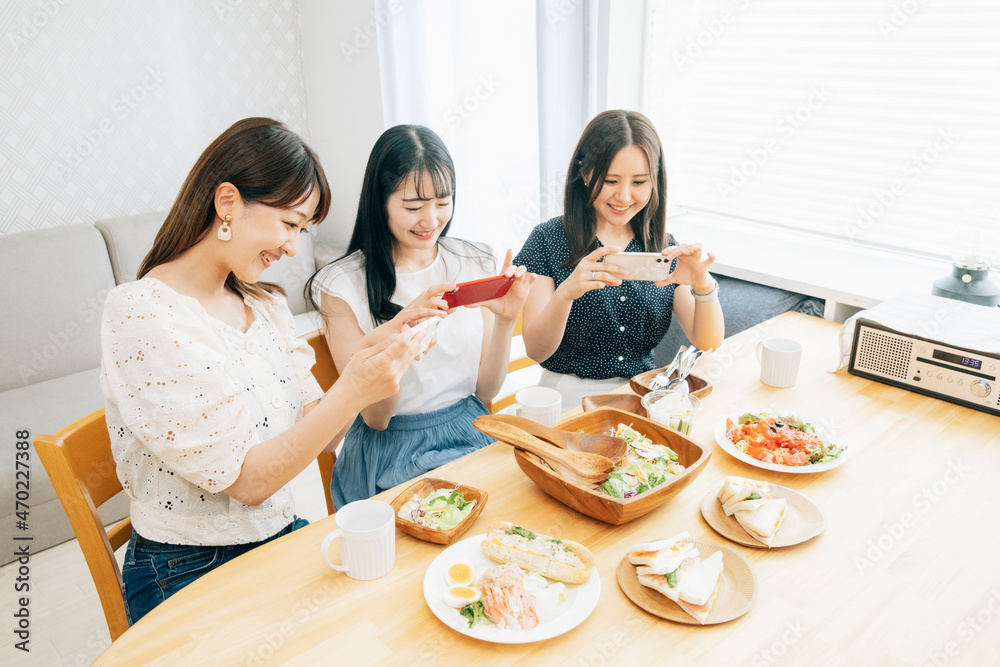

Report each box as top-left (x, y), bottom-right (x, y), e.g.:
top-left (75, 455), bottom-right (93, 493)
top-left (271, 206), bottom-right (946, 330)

top-left (479, 414), bottom-right (628, 463)
top-left (473, 418), bottom-right (614, 483)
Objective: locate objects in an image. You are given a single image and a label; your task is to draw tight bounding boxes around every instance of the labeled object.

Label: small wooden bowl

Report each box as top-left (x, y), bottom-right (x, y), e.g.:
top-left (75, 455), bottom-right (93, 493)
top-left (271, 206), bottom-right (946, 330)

top-left (629, 369), bottom-right (713, 399)
top-left (582, 393), bottom-right (647, 417)
top-left (389, 477), bottom-right (488, 545)
top-left (512, 408), bottom-right (710, 525)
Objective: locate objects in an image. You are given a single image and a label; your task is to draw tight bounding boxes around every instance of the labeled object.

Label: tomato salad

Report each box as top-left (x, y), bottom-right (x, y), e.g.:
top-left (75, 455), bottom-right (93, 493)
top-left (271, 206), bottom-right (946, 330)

top-left (725, 412), bottom-right (845, 467)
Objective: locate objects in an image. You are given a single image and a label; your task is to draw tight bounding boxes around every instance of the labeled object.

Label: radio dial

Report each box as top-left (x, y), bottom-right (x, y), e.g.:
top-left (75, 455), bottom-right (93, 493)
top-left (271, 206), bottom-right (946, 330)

top-left (970, 380), bottom-right (991, 398)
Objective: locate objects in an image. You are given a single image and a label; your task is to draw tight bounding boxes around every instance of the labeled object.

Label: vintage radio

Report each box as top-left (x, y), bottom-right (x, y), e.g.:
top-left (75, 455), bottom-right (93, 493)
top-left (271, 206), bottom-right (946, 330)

top-left (848, 295), bottom-right (1000, 417)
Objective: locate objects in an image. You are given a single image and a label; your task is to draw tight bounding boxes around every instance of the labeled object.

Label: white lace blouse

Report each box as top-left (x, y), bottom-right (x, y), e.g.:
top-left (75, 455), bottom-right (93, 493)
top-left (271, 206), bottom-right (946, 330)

top-left (100, 278), bottom-right (324, 545)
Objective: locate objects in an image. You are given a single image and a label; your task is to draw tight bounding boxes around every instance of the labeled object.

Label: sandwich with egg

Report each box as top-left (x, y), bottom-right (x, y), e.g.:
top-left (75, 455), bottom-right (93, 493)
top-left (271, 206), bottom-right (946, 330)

top-left (717, 476), bottom-right (787, 547)
top-left (481, 521), bottom-right (595, 584)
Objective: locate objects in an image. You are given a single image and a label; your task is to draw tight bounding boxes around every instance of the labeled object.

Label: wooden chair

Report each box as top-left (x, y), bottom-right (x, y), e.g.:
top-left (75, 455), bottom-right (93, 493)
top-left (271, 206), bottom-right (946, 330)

top-left (33, 335), bottom-right (340, 640)
top-left (34, 409), bottom-right (132, 640)
top-left (303, 329), bottom-right (339, 516)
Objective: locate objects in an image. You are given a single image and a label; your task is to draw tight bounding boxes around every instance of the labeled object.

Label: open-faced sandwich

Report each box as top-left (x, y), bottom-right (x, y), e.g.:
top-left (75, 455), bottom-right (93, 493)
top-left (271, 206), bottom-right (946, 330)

top-left (481, 521), bottom-right (595, 585)
top-left (630, 531), bottom-right (724, 624)
top-left (446, 522), bottom-right (595, 631)
top-left (717, 476), bottom-right (787, 547)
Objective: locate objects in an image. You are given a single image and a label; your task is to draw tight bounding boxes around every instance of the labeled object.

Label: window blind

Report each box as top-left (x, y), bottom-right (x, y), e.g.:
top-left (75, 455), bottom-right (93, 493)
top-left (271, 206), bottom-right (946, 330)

top-left (642, 0), bottom-right (1000, 262)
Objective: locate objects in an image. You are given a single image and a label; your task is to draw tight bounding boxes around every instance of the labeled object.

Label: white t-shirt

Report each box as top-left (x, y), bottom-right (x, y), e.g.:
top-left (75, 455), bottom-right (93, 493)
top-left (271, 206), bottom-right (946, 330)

top-left (312, 238), bottom-right (495, 415)
top-left (100, 278), bottom-right (324, 545)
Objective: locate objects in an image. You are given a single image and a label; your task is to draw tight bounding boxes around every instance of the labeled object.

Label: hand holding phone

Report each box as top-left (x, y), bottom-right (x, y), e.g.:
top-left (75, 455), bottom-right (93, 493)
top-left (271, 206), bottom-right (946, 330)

top-left (603, 252), bottom-right (674, 282)
top-left (408, 316), bottom-right (442, 357)
top-left (443, 275), bottom-right (515, 308)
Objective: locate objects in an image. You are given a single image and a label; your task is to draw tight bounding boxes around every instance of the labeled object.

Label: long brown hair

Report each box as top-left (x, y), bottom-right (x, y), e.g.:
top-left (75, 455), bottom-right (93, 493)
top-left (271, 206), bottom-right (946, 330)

top-left (138, 117), bottom-right (331, 301)
top-left (562, 110), bottom-right (667, 267)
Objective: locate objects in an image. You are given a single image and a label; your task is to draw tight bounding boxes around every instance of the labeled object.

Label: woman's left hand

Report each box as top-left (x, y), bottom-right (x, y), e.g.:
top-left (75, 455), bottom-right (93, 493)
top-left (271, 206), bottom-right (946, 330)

top-left (467, 249), bottom-right (536, 322)
top-left (654, 243), bottom-right (716, 292)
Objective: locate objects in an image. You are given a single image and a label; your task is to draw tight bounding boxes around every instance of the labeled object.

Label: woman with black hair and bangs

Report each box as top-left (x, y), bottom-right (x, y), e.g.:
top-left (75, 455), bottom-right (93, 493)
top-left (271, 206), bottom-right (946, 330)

top-left (515, 110), bottom-right (724, 411)
top-left (308, 125), bottom-right (534, 508)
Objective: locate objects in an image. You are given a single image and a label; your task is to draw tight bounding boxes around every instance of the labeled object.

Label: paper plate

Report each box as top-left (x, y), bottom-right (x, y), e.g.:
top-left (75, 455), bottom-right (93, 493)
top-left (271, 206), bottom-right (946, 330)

top-left (699, 485), bottom-right (825, 549)
top-left (616, 540), bottom-right (756, 625)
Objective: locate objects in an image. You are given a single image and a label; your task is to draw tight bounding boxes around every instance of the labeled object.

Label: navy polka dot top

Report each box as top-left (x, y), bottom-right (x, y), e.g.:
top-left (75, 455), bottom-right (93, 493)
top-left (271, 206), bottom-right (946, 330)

top-left (514, 217), bottom-right (678, 380)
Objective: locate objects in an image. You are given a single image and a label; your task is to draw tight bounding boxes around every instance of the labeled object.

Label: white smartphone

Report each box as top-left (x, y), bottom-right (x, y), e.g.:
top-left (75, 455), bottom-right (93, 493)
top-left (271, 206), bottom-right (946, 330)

top-left (603, 252), bottom-right (674, 281)
top-left (408, 316), bottom-right (442, 357)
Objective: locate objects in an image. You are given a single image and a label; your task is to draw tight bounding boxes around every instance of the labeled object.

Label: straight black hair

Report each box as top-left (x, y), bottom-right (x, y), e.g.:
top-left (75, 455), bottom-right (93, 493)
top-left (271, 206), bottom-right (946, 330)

top-left (307, 125), bottom-right (457, 324)
top-left (562, 110), bottom-right (668, 267)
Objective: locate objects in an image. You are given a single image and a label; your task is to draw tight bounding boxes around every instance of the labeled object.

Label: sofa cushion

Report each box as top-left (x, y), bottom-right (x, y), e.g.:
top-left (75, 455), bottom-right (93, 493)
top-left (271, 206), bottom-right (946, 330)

top-left (95, 210), bottom-right (166, 284)
top-left (0, 225), bottom-right (115, 392)
top-left (0, 366), bottom-right (128, 565)
top-left (98, 210), bottom-right (317, 316)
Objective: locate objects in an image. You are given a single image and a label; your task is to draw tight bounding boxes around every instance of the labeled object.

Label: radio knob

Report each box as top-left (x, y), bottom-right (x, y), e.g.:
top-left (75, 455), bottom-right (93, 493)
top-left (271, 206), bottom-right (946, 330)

top-left (970, 380), bottom-right (991, 398)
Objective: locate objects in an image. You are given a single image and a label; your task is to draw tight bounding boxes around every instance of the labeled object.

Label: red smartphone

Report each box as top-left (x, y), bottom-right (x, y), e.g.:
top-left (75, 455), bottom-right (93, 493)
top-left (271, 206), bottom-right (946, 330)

top-left (443, 275), bottom-right (515, 308)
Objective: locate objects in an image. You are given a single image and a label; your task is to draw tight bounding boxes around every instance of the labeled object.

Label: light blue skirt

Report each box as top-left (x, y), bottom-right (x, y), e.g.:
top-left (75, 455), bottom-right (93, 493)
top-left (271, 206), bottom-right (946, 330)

top-left (329, 395), bottom-right (493, 509)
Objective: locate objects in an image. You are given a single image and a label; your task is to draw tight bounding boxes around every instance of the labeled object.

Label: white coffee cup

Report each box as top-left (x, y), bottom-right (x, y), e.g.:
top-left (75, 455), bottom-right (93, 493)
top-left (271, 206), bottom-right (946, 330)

top-left (756, 338), bottom-right (803, 388)
top-left (514, 386), bottom-right (562, 426)
top-left (320, 499), bottom-right (395, 580)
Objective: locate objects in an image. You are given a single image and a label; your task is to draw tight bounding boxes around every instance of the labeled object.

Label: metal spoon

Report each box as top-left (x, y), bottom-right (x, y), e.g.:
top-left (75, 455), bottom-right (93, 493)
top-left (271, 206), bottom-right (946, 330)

top-left (649, 345), bottom-right (687, 390)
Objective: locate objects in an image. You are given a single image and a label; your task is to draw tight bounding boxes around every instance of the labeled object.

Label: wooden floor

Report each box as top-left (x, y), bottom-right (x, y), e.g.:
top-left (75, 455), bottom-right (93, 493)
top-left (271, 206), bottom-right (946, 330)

top-left (0, 461), bottom-right (330, 666)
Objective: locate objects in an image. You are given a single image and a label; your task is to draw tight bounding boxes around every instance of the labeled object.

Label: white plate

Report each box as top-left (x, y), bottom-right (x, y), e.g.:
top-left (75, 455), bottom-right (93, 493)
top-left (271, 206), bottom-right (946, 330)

top-left (713, 410), bottom-right (851, 474)
top-left (422, 533), bottom-right (601, 643)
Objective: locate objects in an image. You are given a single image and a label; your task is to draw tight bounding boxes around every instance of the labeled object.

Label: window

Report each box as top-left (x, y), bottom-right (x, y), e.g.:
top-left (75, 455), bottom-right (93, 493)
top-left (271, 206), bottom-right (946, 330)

top-left (642, 0), bottom-right (1000, 264)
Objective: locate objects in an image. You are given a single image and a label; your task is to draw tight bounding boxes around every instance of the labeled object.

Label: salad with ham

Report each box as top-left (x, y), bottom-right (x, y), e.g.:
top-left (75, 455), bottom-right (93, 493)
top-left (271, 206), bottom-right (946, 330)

top-left (726, 412), bottom-right (844, 467)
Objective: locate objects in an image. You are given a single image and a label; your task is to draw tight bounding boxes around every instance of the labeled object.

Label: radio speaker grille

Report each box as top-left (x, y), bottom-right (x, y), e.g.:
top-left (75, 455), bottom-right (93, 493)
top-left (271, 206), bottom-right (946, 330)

top-left (855, 327), bottom-right (912, 379)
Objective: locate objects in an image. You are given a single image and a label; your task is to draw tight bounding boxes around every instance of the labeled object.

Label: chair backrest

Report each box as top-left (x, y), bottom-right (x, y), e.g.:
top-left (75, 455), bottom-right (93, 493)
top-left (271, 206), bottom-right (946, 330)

top-left (34, 409), bottom-right (131, 640)
top-left (303, 329), bottom-right (340, 516)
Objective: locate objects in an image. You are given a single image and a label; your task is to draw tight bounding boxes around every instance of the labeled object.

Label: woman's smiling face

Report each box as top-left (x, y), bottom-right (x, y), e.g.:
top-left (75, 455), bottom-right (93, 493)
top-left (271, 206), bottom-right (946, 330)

top-left (385, 170), bottom-right (454, 255)
top-left (230, 187), bottom-right (319, 283)
top-left (590, 144), bottom-right (653, 231)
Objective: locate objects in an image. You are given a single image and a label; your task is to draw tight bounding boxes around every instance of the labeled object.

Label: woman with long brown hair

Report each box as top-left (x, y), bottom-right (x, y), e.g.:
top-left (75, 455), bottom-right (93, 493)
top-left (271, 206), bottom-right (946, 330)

top-left (515, 110), bottom-right (724, 409)
top-left (101, 118), bottom-right (424, 624)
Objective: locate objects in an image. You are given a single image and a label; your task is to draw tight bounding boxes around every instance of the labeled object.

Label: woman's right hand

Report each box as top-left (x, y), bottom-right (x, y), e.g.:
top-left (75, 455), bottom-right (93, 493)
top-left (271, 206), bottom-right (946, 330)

top-left (554, 246), bottom-right (628, 301)
top-left (339, 327), bottom-right (426, 407)
top-left (362, 282), bottom-right (456, 348)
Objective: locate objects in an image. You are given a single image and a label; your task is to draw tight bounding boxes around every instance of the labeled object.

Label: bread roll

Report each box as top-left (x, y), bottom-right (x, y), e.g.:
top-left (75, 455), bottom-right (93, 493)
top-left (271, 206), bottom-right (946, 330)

top-left (480, 521), bottom-right (595, 584)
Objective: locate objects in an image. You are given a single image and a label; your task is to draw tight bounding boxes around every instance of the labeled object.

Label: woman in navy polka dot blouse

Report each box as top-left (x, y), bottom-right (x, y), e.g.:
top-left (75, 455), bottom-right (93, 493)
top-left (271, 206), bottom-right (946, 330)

top-left (514, 110), bottom-right (725, 410)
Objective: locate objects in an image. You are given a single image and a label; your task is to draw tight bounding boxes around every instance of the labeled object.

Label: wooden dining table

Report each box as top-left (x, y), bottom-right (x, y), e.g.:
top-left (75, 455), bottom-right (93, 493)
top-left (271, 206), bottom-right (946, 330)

top-left (94, 311), bottom-right (1000, 666)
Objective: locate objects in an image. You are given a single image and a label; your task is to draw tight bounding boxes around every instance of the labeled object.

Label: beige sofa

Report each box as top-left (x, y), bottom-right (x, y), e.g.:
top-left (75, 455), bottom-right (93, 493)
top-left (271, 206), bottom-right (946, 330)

top-left (0, 212), bottom-right (322, 565)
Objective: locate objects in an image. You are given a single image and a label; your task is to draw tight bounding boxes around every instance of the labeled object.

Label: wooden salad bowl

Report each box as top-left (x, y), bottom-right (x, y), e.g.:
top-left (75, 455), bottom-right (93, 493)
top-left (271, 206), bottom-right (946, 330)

top-left (388, 477), bottom-right (488, 545)
top-left (511, 408), bottom-right (710, 525)
top-left (629, 369), bottom-right (713, 399)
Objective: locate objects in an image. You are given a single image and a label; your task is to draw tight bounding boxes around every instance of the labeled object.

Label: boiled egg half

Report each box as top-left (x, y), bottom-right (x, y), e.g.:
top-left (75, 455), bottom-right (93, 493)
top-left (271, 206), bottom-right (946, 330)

top-left (442, 585), bottom-right (481, 608)
top-left (445, 561), bottom-right (475, 587)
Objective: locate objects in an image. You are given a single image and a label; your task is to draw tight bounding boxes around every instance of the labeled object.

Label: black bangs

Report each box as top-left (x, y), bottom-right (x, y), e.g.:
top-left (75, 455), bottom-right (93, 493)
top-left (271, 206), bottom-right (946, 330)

top-left (412, 161), bottom-right (455, 200)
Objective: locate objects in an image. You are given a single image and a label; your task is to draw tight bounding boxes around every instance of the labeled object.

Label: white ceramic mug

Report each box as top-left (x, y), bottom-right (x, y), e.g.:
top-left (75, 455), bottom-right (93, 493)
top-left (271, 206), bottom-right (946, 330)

top-left (321, 499), bottom-right (395, 580)
top-left (756, 338), bottom-right (803, 388)
top-left (514, 386), bottom-right (562, 426)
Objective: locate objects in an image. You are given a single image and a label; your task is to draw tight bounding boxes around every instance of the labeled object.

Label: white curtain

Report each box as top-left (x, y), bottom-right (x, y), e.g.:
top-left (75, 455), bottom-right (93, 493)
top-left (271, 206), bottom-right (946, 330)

top-left (375, 0), bottom-right (608, 256)
top-left (640, 0), bottom-right (1000, 264)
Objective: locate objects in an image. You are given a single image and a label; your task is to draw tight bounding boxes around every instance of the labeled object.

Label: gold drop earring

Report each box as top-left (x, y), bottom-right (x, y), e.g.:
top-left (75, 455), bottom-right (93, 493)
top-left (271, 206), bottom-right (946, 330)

top-left (218, 214), bottom-right (232, 241)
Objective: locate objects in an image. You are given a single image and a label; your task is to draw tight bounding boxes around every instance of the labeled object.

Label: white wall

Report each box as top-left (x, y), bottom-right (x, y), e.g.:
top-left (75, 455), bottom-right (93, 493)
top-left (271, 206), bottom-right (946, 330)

top-left (299, 0), bottom-right (387, 266)
top-left (0, 0), bottom-right (310, 236)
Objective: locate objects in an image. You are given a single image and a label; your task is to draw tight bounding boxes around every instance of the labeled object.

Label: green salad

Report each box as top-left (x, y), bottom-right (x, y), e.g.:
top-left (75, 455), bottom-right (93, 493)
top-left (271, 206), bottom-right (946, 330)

top-left (398, 488), bottom-right (477, 530)
top-left (598, 423), bottom-right (686, 499)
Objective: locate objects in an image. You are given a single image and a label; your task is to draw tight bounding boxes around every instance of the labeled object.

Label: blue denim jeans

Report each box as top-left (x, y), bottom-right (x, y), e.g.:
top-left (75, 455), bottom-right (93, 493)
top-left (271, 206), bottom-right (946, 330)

top-left (121, 517), bottom-right (309, 625)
